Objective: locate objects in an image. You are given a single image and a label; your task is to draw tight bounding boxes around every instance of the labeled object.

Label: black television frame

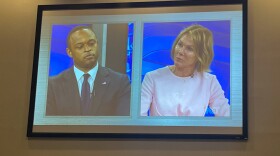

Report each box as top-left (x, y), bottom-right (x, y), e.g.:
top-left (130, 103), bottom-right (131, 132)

top-left (27, 0), bottom-right (248, 140)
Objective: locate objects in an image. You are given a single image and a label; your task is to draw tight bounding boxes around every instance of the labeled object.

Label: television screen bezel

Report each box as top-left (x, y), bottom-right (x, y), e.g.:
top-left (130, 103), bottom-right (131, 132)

top-left (27, 0), bottom-right (248, 140)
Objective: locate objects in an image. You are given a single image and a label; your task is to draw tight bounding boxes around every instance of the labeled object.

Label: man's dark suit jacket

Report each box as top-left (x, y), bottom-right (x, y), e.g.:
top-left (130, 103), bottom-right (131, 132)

top-left (46, 66), bottom-right (131, 116)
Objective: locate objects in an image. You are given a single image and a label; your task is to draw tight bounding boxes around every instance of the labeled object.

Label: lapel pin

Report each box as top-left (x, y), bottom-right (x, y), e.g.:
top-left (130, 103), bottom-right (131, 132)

top-left (102, 82), bottom-right (107, 85)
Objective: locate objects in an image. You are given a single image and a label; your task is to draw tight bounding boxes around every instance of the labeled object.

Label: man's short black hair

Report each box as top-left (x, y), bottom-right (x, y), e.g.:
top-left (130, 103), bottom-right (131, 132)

top-left (66, 26), bottom-right (96, 50)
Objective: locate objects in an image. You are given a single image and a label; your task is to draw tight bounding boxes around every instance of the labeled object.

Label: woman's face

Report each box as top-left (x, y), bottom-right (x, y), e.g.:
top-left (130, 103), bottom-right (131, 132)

top-left (173, 34), bottom-right (197, 70)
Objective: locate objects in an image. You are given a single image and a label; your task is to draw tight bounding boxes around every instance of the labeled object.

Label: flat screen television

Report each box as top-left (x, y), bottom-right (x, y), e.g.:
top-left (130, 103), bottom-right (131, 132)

top-left (27, 0), bottom-right (248, 139)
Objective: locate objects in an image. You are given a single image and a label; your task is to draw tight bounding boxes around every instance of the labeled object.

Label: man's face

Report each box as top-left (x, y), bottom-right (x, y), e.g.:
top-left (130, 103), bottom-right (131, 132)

top-left (67, 28), bottom-right (99, 73)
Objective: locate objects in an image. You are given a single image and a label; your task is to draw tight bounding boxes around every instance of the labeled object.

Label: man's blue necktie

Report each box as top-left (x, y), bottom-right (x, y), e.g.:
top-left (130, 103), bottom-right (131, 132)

top-left (81, 74), bottom-right (91, 115)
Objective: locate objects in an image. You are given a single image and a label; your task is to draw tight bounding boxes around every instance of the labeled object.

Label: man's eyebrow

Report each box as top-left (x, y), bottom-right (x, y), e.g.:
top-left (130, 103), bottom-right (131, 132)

top-left (88, 38), bottom-right (97, 42)
top-left (74, 42), bottom-right (83, 45)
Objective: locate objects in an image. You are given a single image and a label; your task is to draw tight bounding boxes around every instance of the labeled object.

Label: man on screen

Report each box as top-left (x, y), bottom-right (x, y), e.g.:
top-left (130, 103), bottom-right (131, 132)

top-left (46, 26), bottom-right (131, 116)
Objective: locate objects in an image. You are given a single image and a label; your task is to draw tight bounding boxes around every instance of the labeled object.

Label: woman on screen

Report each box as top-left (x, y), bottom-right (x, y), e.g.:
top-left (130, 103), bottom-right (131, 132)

top-left (140, 24), bottom-right (230, 116)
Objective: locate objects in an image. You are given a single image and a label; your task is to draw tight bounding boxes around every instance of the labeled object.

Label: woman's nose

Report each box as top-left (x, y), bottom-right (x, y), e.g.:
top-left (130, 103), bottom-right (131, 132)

top-left (177, 49), bottom-right (185, 56)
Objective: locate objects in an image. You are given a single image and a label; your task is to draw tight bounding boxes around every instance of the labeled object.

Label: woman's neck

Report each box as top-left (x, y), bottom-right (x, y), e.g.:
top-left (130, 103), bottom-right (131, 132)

top-left (170, 65), bottom-right (195, 77)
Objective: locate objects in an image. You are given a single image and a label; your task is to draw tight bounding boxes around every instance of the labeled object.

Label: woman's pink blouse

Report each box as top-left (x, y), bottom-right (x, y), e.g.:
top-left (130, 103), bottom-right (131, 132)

top-left (141, 66), bottom-right (230, 116)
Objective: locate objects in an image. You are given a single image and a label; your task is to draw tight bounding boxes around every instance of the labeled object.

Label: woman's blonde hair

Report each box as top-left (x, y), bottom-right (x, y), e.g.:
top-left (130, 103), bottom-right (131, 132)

top-left (171, 24), bottom-right (214, 72)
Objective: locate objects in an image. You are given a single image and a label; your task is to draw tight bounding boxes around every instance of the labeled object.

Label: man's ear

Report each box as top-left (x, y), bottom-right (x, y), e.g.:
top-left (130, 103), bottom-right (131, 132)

top-left (66, 48), bottom-right (73, 58)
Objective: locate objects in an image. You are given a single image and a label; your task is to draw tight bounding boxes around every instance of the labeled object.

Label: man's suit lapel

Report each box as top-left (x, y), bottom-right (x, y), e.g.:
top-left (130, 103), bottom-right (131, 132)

top-left (91, 67), bottom-right (110, 113)
top-left (63, 67), bottom-right (81, 114)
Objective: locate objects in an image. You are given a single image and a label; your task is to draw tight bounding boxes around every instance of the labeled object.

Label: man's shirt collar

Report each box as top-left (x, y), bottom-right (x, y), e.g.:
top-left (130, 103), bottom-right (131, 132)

top-left (74, 63), bottom-right (99, 81)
